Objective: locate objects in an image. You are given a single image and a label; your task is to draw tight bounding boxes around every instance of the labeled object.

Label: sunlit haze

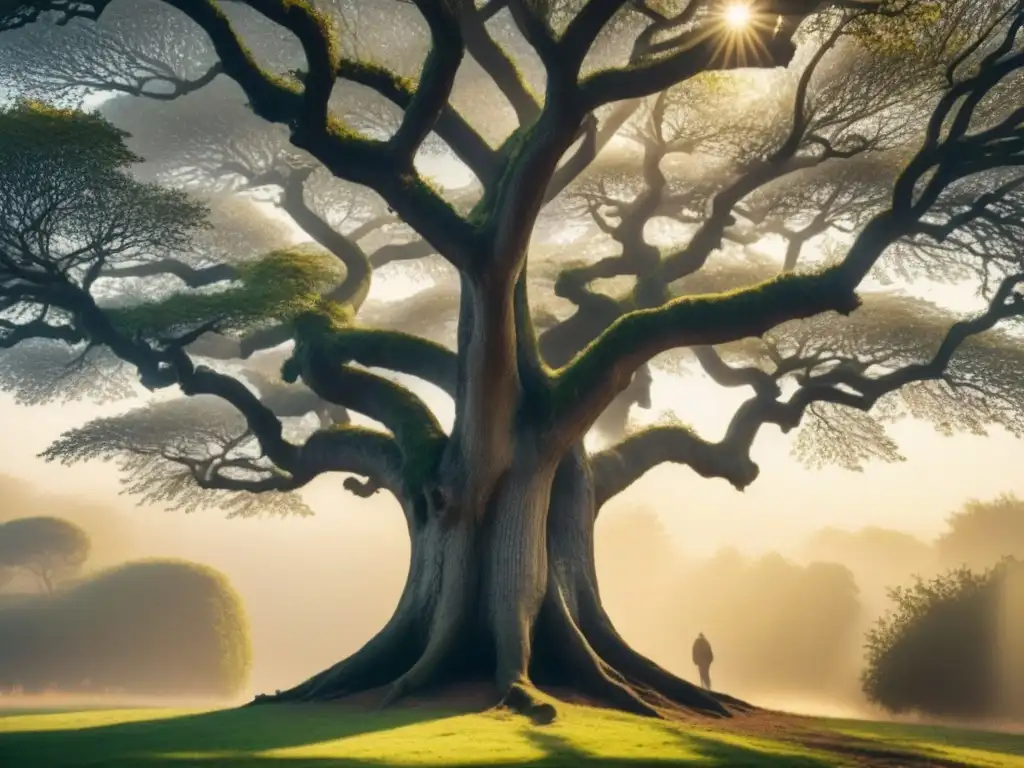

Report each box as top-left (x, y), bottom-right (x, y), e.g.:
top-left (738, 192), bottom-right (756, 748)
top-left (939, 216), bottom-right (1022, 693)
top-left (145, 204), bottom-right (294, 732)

top-left (0, 0), bottom-right (1022, 736)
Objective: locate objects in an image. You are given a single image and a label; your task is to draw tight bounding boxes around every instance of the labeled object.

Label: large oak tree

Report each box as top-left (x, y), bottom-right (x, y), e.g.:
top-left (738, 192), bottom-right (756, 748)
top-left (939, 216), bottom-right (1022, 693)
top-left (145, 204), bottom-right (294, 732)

top-left (0, 0), bottom-right (1022, 721)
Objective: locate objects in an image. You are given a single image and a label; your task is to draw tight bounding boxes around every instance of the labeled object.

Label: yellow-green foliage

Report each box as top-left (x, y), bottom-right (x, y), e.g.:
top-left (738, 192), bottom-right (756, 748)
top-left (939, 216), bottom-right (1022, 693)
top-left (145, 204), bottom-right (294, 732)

top-left (0, 558), bottom-right (251, 697)
top-left (109, 245), bottom-right (345, 339)
top-left (849, 1), bottom-right (945, 58)
top-left (0, 99), bottom-right (138, 169)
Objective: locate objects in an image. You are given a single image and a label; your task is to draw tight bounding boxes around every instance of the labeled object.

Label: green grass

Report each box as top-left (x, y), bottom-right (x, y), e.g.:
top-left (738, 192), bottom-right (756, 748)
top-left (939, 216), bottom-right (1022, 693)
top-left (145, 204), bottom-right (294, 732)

top-left (0, 703), bottom-right (1020, 767)
top-left (821, 718), bottom-right (1024, 767)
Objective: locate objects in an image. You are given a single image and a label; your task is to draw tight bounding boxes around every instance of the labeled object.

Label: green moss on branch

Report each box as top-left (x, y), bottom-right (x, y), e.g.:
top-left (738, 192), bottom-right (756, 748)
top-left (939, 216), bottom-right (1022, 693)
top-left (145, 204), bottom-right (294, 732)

top-left (285, 308), bottom-right (449, 492)
top-left (108, 245), bottom-right (344, 340)
top-left (548, 266), bottom-right (861, 432)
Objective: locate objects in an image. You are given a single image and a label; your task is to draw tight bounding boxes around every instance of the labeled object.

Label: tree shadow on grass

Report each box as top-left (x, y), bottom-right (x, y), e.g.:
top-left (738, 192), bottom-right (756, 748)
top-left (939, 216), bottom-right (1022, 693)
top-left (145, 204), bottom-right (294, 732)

top-left (0, 704), bottom-right (452, 768)
top-left (0, 705), bottom-right (842, 768)
top-left (520, 729), bottom-right (837, 768)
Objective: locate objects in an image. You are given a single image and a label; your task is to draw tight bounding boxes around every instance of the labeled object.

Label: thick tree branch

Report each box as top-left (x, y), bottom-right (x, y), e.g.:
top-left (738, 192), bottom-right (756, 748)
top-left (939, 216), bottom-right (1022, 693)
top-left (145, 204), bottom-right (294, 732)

top-left (546, 265), bottom-right (864, 450)
top-left (579, 5), bottom-right (807, 108)
top-left (389, 1), bottom-right (465, 165)
top-left (591, 424), bottom-right (760, 509)
top-left (593, 273), bottom-right (1024, 509)
top-left (191, 423), bottom-right (405, 499)
top-left (334, 58), bottom-right (499, 184)
top-left (458, 4), bottom-right (541, 125)
top-left (551, 5), bottom-right (1024, 449)
top-left (559, 1), bottom-right (629, 70)
top-left (101, 260), bottom-right (237, 287)
top-left (158, 0), bottom-right (481, 270)
top-left (287, 320), bottom-right (449, 488)
top-left (291, 321), bottom-right (458, 399)
top-left (507, 1), bottom-right (560, 70)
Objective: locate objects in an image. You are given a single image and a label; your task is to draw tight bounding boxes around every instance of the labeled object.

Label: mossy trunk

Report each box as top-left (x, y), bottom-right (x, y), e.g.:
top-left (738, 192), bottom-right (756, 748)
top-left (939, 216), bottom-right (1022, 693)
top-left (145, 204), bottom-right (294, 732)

top-left (257, 445), bottom-right (744, 721)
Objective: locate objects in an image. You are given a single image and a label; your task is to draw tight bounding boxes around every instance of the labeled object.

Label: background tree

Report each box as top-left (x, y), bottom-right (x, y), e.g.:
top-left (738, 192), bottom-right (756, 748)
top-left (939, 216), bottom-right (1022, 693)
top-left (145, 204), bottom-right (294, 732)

top-left (937, 494), bottom-right (1024, 571)
top-left (863, 559), bottom-right (1024, 719)
top-left (668, 551), bottom-right (863, 697)
top-left (802, 525), bottom-right (937, 609)
top-left (0, 516), bottom-right (91, 592)
top-left (0, 0), bottom-right (1022, 722)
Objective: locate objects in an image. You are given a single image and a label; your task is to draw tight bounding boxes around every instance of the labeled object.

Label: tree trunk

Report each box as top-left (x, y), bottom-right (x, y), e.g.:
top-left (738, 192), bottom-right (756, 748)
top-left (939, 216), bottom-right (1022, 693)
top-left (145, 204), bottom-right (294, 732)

top-left (255, 446), bottom-right (745, 721)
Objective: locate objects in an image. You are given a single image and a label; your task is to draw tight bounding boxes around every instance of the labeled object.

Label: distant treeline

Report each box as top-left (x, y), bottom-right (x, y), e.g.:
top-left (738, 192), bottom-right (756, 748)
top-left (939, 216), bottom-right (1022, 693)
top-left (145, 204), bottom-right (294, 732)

top-left (596, 493), bottom-right (1024, 718)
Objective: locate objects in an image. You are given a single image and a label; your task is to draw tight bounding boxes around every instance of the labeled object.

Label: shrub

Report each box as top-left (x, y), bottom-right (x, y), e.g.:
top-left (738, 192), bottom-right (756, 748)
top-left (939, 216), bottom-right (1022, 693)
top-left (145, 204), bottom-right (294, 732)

top-left (0, 558), bottom-right (251, 697)
top-left (863, 558), bottom-right (1024, 718)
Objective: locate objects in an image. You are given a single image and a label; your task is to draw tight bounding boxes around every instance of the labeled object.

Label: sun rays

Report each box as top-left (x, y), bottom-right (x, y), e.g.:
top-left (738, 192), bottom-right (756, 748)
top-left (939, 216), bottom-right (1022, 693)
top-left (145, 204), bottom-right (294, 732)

top-left (724, 3), bottom-right (753, 30)
top-left (708, 2), bottom-right (780, 68)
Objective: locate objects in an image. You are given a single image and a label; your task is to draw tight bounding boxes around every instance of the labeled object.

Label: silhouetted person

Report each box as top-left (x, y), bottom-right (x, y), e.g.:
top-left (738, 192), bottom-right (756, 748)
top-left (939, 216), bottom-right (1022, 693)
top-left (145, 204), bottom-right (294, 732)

top-left (692, 632), bottom-right (714, 690)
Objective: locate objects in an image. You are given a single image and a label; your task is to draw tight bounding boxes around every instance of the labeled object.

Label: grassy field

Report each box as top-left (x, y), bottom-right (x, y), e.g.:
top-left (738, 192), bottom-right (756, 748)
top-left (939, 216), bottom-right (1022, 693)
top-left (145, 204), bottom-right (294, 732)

top-left (0, 701), bottom-right (1021, 767)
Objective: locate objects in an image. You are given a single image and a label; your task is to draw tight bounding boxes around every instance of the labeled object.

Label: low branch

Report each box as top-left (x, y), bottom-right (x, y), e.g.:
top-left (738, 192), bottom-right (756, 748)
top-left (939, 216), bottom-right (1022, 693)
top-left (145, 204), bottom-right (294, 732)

top-left (289, 327), bottom-right (448, 488)
top-left (187, 421), bottom-right (404, 499)
top-left (296, 425), bottom-right (405, 496)
top-left (292, 322), bottom-right (458, 399)
top-left (593, 273), bottom-right (1024, 509)
top-left (591, 424), bottom-right (760, 509)
top-left (101, 260), bottom-right (237, 287)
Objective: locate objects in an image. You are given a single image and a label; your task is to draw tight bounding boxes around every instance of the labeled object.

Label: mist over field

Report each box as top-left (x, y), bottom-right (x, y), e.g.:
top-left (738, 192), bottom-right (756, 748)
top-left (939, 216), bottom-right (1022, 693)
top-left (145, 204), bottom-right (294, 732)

top-left (2, 457), bottom-right (1021, 726)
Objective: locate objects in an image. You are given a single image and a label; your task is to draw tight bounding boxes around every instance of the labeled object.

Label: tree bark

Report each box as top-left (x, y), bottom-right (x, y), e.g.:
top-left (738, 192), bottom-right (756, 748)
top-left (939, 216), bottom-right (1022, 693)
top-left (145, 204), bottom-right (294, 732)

top-left (253, 445), bottom-right (747, 722)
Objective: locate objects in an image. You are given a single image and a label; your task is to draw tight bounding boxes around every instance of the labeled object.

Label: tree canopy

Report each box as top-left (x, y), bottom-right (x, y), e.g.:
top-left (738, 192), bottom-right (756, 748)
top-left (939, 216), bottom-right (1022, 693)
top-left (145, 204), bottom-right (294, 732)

top-left (0, 0), bottom-right (1022, 719)
top-left (0, 515), bottom-right (91, 591)
top-left (937, 493), bottom-right (1024, 570)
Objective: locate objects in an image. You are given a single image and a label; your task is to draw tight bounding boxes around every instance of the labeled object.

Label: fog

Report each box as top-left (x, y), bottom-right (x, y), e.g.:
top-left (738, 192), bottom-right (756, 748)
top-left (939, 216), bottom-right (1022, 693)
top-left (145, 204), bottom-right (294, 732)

top-left (3, 416), bottom-right (1023, 720)
top-left (1, 0), bottom-right (1023, 723)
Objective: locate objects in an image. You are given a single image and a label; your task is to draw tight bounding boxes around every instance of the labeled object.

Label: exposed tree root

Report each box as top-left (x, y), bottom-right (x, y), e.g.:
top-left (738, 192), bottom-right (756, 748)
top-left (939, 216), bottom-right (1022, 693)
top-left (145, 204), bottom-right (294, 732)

top-left (500, 681), bottom-right (558, 725)
top-left (579, 590), bottom-right (736, 718)
top-left (541, 583), bottom-right (663, 719)
top-left (247, 456), bottom-right (755, 723)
